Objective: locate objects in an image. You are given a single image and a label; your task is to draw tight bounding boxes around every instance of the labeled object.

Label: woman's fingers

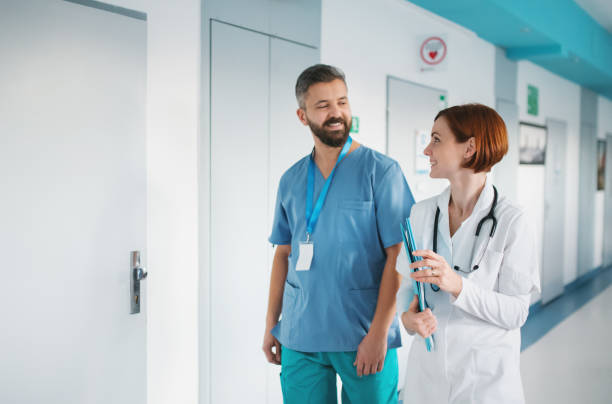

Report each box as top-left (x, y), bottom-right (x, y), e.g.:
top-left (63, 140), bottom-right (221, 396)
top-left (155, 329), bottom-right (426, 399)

top-left (411, 268), bottom-right (439, 278)
top-left (410, 275), bottom-right (441, 286)
top-left (415, 311), bottom-right (437, 337)
top-left (412, 249), bottom-right (441, 260)
top-left (408, 258), bottom-right (438, 270)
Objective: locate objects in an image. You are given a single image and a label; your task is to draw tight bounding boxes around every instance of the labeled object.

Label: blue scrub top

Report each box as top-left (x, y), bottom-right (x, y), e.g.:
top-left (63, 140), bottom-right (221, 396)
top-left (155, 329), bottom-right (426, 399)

top-left (269, 145), bottom-right (415, 352)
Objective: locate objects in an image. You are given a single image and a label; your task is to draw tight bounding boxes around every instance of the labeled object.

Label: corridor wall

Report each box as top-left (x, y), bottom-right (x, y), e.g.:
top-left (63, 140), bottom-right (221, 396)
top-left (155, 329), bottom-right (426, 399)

top-left (516, 61), bottom-right (581, 287)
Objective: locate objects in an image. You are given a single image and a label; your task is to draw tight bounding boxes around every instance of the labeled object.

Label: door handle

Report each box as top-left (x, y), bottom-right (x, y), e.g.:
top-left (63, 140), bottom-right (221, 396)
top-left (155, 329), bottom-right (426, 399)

top-left (130, 251), bottom-right (147, 314)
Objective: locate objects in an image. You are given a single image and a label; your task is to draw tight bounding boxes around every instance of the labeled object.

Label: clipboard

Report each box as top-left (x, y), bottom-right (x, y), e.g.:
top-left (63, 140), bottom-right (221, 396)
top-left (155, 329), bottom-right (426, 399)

top-left (400, 218), bottom-right (435, 352)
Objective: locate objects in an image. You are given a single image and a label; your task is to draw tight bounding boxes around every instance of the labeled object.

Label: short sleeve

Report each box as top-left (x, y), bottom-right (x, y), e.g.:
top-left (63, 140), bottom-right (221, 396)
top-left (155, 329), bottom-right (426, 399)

top-left (498, 210), bottom-right (541, 295)
top-left (268, 183), bottom-right (292, 245)
top-left (374, 162), bottom-right (415, 248)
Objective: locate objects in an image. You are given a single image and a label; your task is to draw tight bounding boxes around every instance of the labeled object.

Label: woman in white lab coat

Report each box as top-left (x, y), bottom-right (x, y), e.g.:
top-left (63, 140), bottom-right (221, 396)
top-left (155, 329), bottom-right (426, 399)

top-left (396, 103), bottom-right (540, 403)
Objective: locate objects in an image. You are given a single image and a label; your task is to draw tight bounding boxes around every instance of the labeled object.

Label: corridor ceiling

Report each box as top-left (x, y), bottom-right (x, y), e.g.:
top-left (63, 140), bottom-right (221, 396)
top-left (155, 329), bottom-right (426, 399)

top-left (408, 0), bottom-right (612, 99)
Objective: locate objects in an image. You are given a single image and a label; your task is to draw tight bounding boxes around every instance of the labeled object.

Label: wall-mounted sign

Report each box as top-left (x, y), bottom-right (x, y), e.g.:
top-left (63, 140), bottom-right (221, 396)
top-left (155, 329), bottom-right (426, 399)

top-left (527, 84), bottom-right (539, 116)
top-left (519, 122), bottom-right (546, 165)
top-left (350, 116), bottom-right (359, 133)
top-left (419, 35), bottom-right (448, 72)
top-left (439, 94), bottom-right (448, 110)
top-left (415, 130), bottom-right (430, 174)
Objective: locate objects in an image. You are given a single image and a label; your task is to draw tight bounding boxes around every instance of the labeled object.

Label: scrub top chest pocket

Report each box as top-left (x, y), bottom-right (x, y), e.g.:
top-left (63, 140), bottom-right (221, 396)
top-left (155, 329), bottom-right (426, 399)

top-left (337, 200), bottom-right (377, 245)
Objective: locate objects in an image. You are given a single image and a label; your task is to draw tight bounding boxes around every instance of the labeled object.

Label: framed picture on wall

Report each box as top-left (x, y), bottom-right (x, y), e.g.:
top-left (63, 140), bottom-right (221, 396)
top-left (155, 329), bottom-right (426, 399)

top-left (597, 139), bottom-right (606, 191)
top-left (519, 122), bottom-right (547, 165)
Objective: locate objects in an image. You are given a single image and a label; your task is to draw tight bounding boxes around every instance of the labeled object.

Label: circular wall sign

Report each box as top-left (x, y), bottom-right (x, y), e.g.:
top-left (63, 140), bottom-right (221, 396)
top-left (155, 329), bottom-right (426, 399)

top-left (420, 37), bottom-right (447, 65)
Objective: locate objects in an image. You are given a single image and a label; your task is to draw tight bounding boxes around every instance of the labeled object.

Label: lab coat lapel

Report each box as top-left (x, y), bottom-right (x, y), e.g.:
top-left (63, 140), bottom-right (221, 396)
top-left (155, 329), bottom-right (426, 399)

top-left (435, 186), bottom-right (452, 252)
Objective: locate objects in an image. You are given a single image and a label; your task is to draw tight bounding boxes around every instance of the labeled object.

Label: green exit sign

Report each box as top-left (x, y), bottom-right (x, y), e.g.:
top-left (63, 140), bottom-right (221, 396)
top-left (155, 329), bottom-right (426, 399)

top-left (527, 84), bottom-right (539, 116)
top-left (350, 116), bottom-right (359, 133)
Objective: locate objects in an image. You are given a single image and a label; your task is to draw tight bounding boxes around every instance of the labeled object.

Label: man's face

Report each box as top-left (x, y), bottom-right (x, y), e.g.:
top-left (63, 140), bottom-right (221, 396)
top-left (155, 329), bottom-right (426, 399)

top-left (297, 79), bottom-right (352, 147)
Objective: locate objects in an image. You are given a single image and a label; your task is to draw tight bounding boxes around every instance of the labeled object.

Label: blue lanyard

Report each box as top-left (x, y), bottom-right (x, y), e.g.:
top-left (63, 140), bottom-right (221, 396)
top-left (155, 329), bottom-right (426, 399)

top-left (306, 136), bottom-right (353, 240)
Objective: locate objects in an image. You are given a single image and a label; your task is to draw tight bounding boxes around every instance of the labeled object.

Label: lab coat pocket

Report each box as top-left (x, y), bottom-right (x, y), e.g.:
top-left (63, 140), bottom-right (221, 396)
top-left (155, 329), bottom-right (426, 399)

top-left (347, 287), bottom-right (379, 335)
top-left (471, 347), bottom-right (517, 402)
top-left (467, 248), bottom-right (504, 290)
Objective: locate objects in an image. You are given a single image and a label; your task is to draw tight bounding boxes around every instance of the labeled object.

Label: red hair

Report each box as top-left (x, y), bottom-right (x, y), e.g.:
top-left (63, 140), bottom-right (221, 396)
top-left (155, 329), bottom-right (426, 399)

top-left (435, 103), bottom-right (508, 173)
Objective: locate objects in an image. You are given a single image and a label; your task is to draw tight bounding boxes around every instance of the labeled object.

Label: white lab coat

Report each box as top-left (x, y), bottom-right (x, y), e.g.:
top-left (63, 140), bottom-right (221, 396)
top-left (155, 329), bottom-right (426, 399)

top-left (396, 177), bottom-right (540, 404)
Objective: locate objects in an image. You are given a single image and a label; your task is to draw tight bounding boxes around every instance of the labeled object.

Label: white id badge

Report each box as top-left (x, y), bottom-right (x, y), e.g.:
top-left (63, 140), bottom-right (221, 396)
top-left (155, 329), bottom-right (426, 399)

top-left (295, 242), bottom-right (314, 271)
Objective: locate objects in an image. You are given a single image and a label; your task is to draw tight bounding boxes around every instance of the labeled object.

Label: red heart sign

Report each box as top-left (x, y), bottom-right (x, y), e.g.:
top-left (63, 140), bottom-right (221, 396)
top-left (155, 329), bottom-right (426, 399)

top-left (429, 51), bottom-right (438, 60)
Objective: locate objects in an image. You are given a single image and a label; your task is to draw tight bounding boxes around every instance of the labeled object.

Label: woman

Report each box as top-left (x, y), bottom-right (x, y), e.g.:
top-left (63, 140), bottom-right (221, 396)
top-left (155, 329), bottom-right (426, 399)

top-left (396, 104), bottom-right (540, 403)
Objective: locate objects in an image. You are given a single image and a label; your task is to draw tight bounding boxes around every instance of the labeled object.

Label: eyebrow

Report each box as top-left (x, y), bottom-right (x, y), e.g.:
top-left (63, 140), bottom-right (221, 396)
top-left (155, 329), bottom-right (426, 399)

top-left (315, 96), bottom-right (347, 105)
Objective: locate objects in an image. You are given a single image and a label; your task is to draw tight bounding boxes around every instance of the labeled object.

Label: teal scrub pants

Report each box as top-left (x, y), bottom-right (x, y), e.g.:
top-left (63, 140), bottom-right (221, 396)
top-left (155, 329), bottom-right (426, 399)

top-left (280, 347), bottom-right (398, 404)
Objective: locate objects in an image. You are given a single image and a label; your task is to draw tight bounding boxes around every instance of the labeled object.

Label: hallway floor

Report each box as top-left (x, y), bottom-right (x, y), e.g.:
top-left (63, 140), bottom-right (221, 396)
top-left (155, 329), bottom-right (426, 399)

top-left (521, 281), bottom-right (612, 403)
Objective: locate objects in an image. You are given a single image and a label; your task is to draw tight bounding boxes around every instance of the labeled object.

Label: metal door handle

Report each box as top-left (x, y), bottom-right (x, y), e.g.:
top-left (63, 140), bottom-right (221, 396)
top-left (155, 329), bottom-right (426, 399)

top-left (130, 251), bottom-right (147, 314)
top-left (134, 265), bottom-right (147, 281)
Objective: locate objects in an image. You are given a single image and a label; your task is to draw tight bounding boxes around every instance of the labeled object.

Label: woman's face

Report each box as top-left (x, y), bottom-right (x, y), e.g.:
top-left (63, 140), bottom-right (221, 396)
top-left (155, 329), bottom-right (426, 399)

top-left (423, 116), bottom-right (471, 179)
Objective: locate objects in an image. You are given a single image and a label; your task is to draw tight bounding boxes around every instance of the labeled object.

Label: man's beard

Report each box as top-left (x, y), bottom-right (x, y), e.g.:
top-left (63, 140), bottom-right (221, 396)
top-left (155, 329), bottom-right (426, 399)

top-left (307, 116), bottom-right (352, 147)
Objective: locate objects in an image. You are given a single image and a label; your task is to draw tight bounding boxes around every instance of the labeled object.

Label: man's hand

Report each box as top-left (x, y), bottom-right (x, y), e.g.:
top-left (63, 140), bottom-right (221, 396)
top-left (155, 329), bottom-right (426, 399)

top-left (353, 332), bottom-right (387, 377)
top-left (263, 244), bottom-right (290, 366)
top-left (262, 327), bottom-right (282, 365)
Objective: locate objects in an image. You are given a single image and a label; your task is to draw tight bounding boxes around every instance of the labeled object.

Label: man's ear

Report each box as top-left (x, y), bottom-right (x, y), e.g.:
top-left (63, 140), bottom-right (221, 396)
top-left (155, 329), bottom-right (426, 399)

top-left (296, 108), bottom-right (308, 126)
top-left (464, 137), bottom-right (477, 159)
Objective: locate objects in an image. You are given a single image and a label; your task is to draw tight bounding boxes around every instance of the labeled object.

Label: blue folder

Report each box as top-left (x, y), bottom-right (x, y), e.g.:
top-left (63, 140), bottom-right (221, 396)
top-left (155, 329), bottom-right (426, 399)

top-left (400, 218), bottom-right (435, 352)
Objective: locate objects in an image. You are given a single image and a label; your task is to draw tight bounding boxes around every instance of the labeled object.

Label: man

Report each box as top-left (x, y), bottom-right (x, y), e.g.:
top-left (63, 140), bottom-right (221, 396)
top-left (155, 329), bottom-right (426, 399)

top-left (262, 64), bottom-right (414, 403)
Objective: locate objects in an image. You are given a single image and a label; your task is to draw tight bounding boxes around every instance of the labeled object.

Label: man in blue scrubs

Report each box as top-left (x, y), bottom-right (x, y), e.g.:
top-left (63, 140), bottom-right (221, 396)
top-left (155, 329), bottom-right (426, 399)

top-left (262, 64), bottom-right (414, 403)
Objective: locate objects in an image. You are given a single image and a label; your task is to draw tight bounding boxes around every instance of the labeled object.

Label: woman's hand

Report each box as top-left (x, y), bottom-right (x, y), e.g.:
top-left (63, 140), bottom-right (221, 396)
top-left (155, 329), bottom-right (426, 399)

top-left (410, 249), bottom-right (463, 297)
top-left (401, 295), bottom-right (437, 338)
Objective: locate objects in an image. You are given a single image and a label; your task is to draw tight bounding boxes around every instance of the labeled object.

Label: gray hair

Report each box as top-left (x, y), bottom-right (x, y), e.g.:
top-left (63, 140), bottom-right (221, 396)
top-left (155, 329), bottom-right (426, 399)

top-left (295, 64), bottom-right (346, 109)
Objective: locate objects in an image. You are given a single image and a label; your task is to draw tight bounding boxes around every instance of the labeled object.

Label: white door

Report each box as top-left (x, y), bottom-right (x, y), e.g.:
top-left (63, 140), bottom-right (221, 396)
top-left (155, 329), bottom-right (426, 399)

top-left (210, 20), bottom-right (318, 403)
top-left (386, 77), bottom-right (448, 202)
top-left (386, 77), bottom-right (448, 392)
top-left (604, 134), bottom-right (612, 267)
top-left (541, 119), bottom-right (567, 303)
top-left (0, 1), bottom-right (147, 403)
top-left (578, 122), bottom-right (597, 276)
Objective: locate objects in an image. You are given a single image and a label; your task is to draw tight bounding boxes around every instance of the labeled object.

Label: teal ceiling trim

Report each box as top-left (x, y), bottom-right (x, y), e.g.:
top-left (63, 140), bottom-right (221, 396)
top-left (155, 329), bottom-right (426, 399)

top-left (407, 0), bottom-right (612, 99)
top-left (506, 45), bottom-right (567, 59)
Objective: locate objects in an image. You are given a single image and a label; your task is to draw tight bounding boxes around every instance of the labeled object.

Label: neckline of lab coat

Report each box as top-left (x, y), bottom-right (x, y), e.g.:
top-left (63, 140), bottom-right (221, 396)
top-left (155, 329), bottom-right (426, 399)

top-left (435, 175), bottom-right (495, 248)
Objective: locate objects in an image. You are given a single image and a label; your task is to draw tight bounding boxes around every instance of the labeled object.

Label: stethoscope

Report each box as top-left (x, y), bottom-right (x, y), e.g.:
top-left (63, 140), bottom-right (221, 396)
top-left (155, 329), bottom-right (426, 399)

top-left (430, 185), bottom-right (498, 292)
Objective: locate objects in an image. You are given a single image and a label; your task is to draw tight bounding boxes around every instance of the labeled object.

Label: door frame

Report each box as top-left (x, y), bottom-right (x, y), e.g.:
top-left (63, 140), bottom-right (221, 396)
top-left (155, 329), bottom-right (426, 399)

top-left (541, 118), bottom-right (567, 304)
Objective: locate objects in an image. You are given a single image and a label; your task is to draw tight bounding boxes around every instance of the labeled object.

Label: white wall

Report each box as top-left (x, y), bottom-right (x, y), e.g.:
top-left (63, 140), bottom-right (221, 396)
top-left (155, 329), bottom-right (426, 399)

top-left (596, 96), bottom-right (612, 267)
top-left (516, 61), bottom-right (581, 285)
top-left (98, 2), bottom-right (201, 404)
top-left (321, 0), bottom-right (495, 158)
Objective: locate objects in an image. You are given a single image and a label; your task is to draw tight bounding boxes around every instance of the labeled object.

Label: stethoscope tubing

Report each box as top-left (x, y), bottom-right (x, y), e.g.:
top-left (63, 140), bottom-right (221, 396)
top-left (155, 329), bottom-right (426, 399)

top-left (429, 186), bottom-right (498, 292)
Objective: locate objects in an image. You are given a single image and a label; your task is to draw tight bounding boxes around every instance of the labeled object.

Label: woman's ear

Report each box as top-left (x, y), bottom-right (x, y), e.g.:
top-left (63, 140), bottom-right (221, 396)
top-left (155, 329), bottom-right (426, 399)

top-left (464, 137), bottom-right (476, 160)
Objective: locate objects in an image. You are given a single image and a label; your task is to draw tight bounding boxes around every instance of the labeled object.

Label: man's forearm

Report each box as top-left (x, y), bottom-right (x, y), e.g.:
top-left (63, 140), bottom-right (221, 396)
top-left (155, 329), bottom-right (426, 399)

top-left (266, 245), bottom-right (291, 330)
top-left (368, 243), bottom-right (402, 338)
